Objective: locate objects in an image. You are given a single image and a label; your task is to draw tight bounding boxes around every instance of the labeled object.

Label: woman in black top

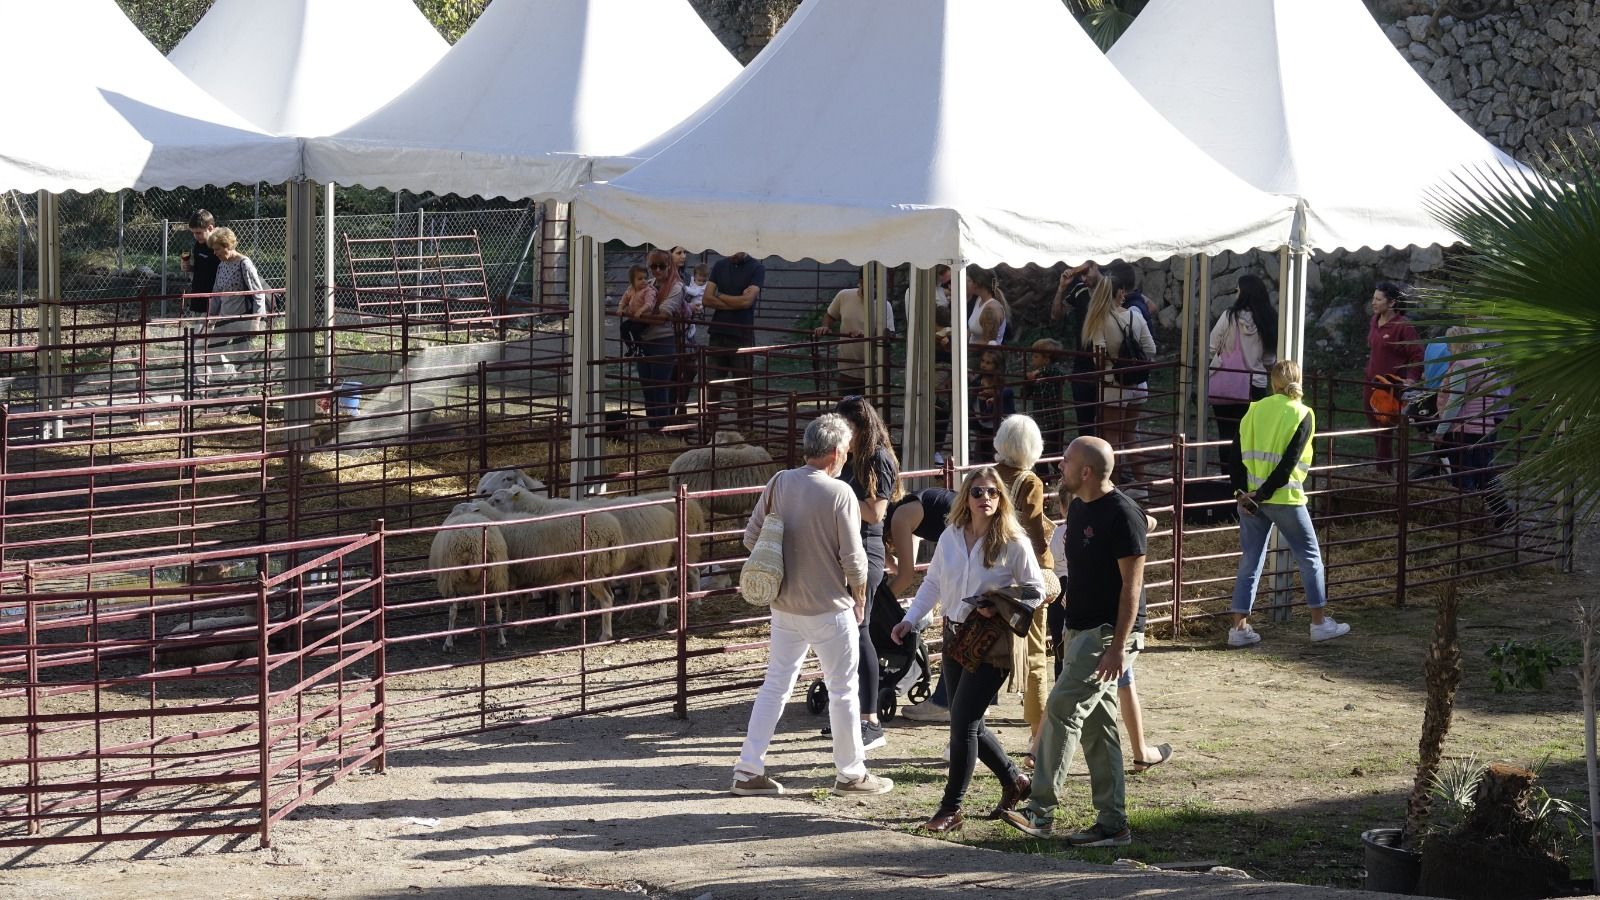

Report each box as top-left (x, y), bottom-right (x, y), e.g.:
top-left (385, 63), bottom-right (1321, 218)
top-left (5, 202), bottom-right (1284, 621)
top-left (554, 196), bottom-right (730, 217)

top-left (834, 396), bottom-right (902, 750)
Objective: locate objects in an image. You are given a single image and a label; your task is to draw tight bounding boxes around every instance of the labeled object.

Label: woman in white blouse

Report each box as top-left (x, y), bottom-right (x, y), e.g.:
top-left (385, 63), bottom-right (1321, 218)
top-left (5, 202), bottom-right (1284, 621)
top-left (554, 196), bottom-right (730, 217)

top-left (892, 466), bottom-right (1045, 834)
top-left (1079, 277), bottom-right (1157, 469)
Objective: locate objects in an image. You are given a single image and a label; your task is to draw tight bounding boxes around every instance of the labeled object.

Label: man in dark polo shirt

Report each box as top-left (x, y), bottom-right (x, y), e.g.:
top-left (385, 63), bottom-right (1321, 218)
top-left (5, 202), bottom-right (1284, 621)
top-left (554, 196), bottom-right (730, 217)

top-left (702, 251), bottom-right (765, 436)
top-left (1002, 435), bottom-right (1146, 847)
top-left (182, 209), bottom-right (220, 315)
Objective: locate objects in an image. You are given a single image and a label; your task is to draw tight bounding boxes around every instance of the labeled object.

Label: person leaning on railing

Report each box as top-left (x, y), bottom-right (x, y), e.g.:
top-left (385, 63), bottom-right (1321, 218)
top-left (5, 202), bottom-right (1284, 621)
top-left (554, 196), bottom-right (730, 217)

top-left (1225, 360), bottom-right (1351, 648)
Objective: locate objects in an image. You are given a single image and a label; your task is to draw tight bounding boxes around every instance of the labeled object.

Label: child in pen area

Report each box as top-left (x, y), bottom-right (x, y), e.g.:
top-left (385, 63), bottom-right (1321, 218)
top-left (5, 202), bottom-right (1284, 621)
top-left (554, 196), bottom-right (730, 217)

top-left (974, 351), bottom-right (1016, 445)
top-left (1022, 338), bottom-right (1071, 466)
top-left (618, 264), bottom-right (655, 354)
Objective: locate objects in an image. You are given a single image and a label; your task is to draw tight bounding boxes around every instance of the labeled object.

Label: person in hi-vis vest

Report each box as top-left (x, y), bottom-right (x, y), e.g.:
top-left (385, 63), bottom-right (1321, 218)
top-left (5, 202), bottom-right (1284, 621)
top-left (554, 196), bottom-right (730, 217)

top-left (1226, 360), bottom-right (1352, 648)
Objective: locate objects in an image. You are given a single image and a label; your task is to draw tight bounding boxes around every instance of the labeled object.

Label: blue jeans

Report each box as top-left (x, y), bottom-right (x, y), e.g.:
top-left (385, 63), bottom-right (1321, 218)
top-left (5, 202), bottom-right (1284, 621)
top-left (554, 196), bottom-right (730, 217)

top-left (636, 338), bottom-right (677, 430)
top-left (1231, 502), bottom-right (1327, 616)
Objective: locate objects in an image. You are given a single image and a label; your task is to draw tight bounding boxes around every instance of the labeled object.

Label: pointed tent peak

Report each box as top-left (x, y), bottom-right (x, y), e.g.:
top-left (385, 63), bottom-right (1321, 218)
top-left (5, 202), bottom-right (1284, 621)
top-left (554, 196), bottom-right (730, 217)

top-left (0, 0), bottom-right (301, 193)
top-left (303, 0), bottom-right (741, 199)
top-left (578, 0), bottom-right (1294, 270)
top-left (168, 0), bottom-right (447, 137)
top-left (1111, 0), bottom-right (1525, 252)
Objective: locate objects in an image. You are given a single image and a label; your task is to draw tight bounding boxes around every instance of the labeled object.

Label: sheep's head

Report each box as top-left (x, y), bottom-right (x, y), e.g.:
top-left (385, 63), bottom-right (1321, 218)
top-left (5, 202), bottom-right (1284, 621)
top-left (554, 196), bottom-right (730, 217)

top-left (486, 486), bottom-right (528, 514)
top-left (452, 499), bottom-right (491, 518)
top-left (713, 430), bottom-right (746, 446)
top-left (476, 468), bottom-right (533, 497)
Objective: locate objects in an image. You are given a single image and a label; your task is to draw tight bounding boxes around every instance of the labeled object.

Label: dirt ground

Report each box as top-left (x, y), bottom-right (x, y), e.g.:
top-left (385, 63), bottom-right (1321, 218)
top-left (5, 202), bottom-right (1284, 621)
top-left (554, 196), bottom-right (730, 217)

top-left (7, 536), bottom-right (1596, 899)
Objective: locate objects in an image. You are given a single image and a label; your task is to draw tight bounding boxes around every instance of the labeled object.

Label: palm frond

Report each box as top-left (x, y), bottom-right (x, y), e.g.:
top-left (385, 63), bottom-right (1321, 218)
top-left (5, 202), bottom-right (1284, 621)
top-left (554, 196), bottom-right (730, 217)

top-left (1083, 6), bottom-right (1134, 51)
top-left (1422, 133), bottom-right (1600, 516)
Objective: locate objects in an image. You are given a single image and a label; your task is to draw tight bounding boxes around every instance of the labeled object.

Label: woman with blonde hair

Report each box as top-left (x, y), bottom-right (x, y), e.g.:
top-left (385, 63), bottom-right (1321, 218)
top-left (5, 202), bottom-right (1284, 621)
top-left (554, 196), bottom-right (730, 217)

top-left (990, 415), bottom-right (1056, 764)
top-left (1227, 360), bottom-right (1350, 647)
top-left (892, 466), bottom-right (1046, 833)
top-left (1080, 277), bottom-right (1156, 470)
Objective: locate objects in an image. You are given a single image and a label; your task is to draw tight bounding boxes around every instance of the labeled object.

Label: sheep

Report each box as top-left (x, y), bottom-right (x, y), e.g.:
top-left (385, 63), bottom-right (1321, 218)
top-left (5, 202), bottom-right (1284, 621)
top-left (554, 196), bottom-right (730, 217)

top-left (156, 610), bottom-right (261, 669)
top-left (481, 486), bottom-right (627, 642)
top-left (667, 431), bottom-right (778, 517)
top-left (475, 467), bottom-right (539, 498)
top-left (431, 499), bottom-right (511, 652)
top-left (521, 478), bottom-right (708, 630)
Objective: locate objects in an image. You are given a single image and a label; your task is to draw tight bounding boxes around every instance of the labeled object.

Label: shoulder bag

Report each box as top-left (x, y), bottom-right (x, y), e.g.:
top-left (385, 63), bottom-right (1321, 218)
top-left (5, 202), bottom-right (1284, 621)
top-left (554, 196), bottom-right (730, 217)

top-left (1208, 313), bottom-right (1254, 403)
top-left (1112, 312), bottom-right (1150, 387)
top-left (739, 472), bottom-right (786, 607)
top-left (944, 587), bottom-right (1035, 672)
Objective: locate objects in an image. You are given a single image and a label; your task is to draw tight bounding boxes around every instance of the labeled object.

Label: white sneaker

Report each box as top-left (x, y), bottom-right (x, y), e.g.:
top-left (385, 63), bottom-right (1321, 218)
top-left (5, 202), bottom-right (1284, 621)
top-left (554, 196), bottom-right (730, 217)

top-left (1310, 617), bottom-right (1352, 642)
top-left (899, 702), bottom-right (950, 723)
top-left (1227, 623), bottom-right (1262, 648)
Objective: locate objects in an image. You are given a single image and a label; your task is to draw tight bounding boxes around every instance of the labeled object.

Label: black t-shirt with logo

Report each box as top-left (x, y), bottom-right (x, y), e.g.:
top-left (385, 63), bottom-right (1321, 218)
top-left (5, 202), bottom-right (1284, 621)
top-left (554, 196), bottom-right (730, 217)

top-left (1062, 489), bottom-right (1148, 633)
top-left (189, 238), bottom-right (221, 313)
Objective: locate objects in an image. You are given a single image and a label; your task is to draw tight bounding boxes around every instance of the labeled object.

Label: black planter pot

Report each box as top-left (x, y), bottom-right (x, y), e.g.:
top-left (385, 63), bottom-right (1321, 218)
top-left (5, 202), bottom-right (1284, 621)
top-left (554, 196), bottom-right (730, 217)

top-left (1363, 827), bottom-right (1421, 895)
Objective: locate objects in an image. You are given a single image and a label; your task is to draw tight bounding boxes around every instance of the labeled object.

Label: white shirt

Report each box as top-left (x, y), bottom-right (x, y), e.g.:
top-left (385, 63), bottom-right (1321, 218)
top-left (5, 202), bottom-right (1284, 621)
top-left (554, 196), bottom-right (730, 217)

top-left (1047, 522), bottom-right (1070, 578)
top-left (904, 524), bottom-right (1045, 627)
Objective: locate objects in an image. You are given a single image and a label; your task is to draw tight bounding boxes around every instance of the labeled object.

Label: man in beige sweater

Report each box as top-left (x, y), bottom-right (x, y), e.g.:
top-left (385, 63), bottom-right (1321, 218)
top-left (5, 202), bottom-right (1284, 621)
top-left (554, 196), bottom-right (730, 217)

top-left (731, 414), bottom-right (895, 797)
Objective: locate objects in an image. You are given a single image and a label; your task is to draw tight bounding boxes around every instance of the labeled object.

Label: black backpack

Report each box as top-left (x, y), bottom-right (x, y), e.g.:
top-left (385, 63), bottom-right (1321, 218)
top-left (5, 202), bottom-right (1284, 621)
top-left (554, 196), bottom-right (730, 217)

top-left (1113, 312), bottom-right (1150, 386)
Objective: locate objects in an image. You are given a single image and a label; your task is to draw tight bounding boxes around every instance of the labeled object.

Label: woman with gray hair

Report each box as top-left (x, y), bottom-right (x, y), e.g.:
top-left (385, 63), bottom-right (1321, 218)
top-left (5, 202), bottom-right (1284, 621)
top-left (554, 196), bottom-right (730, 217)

top-left (731, 414), bottom-right (895, 798)
top-left (991, 415), bottom-right (1057, 764)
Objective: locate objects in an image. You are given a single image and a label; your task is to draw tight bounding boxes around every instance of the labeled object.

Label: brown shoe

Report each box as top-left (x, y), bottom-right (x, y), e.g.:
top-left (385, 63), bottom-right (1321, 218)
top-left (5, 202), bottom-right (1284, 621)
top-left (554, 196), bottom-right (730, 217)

top-left (990, 772), bottom-right (1032, 818)
top-left (921, 807), bottom-right (964, 833)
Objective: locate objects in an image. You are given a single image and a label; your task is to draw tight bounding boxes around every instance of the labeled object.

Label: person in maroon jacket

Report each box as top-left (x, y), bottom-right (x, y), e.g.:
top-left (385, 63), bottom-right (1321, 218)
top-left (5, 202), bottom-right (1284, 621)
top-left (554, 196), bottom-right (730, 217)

top-left (1365, 282), bottom-right (1423, 473)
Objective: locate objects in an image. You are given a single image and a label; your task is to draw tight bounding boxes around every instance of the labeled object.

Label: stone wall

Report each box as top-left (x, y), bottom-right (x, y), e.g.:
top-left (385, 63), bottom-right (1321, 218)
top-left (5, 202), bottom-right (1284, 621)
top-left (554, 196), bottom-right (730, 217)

top-left (1384, 1), bottom-right (1600, 161)
top-left (688, 0), bottom-right (801, 65)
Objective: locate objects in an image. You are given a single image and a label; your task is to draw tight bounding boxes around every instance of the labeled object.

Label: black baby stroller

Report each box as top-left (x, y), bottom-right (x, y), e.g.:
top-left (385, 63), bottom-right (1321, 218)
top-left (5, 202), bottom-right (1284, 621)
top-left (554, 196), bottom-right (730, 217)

top-left (806, 580), bottom-right (932, 721)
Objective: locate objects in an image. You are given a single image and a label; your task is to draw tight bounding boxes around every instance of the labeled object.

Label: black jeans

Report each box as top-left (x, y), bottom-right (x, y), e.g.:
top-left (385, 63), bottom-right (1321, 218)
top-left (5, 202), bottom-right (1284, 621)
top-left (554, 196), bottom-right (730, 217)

top-left (1070, 373), bottom-right (1098, 438)
top-left (857, 539), bottom-right (885, 715)
top-left (1047, 600), bottom-right (1065, 679)
top-left (1211, 385), bottom-right (1268, 474)
top-left (941, 625), bottom-right (1018, 811)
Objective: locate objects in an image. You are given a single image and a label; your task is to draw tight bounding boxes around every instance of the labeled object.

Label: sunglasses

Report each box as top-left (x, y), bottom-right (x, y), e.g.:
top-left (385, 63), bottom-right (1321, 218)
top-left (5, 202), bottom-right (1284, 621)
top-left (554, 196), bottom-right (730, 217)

top-left (649, 263), bottom-right (668, 270)
top-left (968, 486), bottom-right (1001, 500)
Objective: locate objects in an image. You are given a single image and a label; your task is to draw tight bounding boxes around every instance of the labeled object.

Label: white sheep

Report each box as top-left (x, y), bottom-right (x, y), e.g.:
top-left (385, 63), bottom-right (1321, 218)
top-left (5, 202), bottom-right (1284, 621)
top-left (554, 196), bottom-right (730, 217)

top-left (481, 486), bottom-right (627, 642)
top-left (521, 478), bottom-right (707, 630)
top-left (431, 499), bottom-right (511, 652)
top-left (156, 612), bottom-right (260, 669)
top-left (475, 467), bottom-right (540, 498)
top-left (667, 431), bottom-right (778, 517)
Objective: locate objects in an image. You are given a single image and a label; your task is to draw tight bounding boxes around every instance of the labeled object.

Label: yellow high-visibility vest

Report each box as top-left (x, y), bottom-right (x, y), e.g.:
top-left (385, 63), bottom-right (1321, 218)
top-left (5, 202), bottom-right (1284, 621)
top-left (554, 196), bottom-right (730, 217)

top-left (1239, 394), bottom-right (1314, 506)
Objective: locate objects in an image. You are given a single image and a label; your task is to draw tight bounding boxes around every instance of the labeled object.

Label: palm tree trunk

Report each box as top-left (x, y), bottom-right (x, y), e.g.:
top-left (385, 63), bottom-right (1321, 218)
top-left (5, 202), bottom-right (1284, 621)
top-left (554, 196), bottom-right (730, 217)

top-left (1406, 583), bottom-right (1462, 841)
top-left (1579, 595), bottom-right (1600, 894)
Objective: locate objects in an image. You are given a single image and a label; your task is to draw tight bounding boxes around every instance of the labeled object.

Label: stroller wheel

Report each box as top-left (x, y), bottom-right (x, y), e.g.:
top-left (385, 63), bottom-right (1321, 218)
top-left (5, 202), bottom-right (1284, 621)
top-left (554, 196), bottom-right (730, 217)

top-left (877, 687), bottom-right (898, 722)
top-left (805, 679), bottom-right (828, 714)
top-left (907, 682), bottom-right (931, 705)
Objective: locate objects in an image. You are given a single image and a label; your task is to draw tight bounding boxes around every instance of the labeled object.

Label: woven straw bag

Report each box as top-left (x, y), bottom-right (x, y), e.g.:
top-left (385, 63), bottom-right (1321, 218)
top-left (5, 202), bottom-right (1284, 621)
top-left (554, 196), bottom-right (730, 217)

top-left (739, 473), bottom-right (786, 607)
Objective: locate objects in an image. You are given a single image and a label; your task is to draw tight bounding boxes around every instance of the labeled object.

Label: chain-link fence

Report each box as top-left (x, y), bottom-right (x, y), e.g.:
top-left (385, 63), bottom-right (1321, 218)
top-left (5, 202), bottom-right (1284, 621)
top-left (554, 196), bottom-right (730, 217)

top-left (0, 186), bottom-right (541, 319)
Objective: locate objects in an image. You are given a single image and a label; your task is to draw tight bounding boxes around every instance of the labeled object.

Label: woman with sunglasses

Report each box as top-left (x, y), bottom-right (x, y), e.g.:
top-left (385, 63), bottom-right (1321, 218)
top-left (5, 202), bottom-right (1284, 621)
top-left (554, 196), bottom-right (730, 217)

top-left (892, 466), bottom-right (1045, 833)
top-left (635, 249), bottom-right (686, 432)
top-left (831, 396), bottom-right (902, 751)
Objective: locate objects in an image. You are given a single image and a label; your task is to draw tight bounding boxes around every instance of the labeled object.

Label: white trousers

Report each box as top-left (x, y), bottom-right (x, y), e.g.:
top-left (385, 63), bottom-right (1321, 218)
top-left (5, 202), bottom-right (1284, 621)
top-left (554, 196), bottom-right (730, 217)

top-left (735, 607), bottom-right (866, 781)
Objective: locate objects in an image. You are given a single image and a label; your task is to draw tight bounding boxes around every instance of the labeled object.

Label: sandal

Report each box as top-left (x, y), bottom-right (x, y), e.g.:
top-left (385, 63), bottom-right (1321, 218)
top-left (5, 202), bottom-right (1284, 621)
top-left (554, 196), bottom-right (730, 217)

top-left (1130, 742), bottom-right (1173, 773)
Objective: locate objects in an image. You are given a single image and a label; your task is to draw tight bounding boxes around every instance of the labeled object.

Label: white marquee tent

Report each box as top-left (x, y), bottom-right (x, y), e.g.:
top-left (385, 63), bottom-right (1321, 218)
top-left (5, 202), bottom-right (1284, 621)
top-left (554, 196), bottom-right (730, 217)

top-left (576, 0), bottom-right (1296, 270)
top-left (575, 0), bottom-right (1298, 466)
top-left (169, 0), bottom-right (449, 138)
top-left (302, 0), bottom-right (742, 200)
top-left (1110, 0), bottom-right (1524, 361)
top-left (2, 0), bottom-right (302, 194)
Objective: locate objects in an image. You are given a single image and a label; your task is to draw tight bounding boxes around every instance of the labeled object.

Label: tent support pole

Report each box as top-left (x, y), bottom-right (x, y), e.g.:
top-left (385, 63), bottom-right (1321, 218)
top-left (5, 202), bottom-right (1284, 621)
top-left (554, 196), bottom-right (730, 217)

top-left (285, 180), bottom-right (318, 449)
top-left (1282, 205), bottom-right (1311, 366)
top-left (35, 191), bottom-right (61, 440)
top-left (1177, 255), bottom-right (1194, 449)
top-left (948, 264), bottom-right (969, 469)
top-left (1193, 255), bottom-right (1211, 475)
top-left (862, 262), bottom-right (886, 401)
top-left (900, 267), bottom-right (936, 474)
top-left (568, 223), bottom-right (605, 500)
top-left (323, 182), bottom-right (337, 381)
